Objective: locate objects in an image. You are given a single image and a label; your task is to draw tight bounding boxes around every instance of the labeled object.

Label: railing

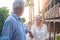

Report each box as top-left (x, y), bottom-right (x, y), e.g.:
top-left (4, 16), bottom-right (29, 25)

top-left (44, 3), bottom-right (60, 19)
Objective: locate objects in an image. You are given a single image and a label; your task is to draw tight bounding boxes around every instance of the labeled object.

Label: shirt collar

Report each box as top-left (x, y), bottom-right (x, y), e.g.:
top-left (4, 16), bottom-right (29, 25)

top-left (11, 12), bottom-right (21, 21)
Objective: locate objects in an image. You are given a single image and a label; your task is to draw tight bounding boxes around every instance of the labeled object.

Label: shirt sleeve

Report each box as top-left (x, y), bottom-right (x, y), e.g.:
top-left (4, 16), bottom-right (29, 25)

top-left (23, 24), bottom-right (30, 34)
top-left (30, 25), bottom-right (35, 40)
top-left (1, 21), bottom-right (14, 40)
top-left (44, 25), bottom-right (48, 39)
top-left (31, 25), bottom-right (35, 35)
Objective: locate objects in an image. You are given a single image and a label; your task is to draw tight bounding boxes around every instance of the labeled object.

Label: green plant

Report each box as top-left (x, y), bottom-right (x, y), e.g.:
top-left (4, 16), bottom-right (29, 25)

top-left (56, 34), bottom-right (60, 40)
top-left (0, 7), bottom-right (9, 35)
top-left (25, 0), bottom-right (30, 6)
top-left (21, 18), bottom-right (26, 23)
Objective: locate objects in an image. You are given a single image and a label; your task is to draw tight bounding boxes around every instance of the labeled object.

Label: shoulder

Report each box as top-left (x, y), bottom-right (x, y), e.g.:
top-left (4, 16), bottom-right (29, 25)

top-left (43, 24), bottom-right (47, 28)
top-left (43, 24), bottom-right (47, 27)
top-left (3, 15), bottom-right (17, 28)
top-left (31, 24), bottom-right (36, 27)
top-left (31, 24), bottom-right (36, 30)
top-left (5, 14), bottom-right (16, 24)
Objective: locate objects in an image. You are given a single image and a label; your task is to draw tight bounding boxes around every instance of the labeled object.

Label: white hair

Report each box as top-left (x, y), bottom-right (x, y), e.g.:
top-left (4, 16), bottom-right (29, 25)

top-left (13, 0), bottom-right (25, 11)
top-left (35, 15), bottom-right (42, 21)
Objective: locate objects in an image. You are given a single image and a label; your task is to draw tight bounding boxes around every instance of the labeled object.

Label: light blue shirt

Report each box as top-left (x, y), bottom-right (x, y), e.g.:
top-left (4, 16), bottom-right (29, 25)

top-left (1, 12), bottom-right (29, 40)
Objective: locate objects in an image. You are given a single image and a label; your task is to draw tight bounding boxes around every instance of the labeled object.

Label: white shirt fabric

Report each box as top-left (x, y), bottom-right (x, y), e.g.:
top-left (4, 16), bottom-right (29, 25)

top-left (31, 24), bottom-right (47, 40)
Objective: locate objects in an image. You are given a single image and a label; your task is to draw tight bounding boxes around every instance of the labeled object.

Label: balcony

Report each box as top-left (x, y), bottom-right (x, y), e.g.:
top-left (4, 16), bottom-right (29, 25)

top-left (44, 3), bottom-right (60, 20)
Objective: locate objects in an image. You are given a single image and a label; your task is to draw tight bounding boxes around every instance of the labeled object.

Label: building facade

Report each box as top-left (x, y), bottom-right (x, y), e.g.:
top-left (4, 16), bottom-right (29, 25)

top-left (42, 0), bottom-right (60, 40)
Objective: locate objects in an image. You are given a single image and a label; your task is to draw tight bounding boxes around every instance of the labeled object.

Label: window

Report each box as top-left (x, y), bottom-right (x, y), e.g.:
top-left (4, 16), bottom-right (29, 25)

top-left (51, 0), bottom-right (54, 8)
top-left (48, 5), bottom-right (49, 10)
top-left (59, 0), bottom-right (60, 3)
top-left (45, 7), bottom-right (48, 12)
top-left (55, 0), bottom-right (59, 5)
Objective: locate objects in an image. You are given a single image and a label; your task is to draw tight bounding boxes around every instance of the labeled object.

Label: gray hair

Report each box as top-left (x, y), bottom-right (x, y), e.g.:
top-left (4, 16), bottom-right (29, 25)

top-left (35, 15), bottom-right (42, 21)
top-left (13, 0), bottom-right (25, 11)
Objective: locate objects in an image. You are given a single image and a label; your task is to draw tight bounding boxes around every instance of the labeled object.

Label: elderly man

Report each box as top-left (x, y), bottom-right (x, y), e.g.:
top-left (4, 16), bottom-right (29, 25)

top-left (1, 0), bottom-right (34, 40)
